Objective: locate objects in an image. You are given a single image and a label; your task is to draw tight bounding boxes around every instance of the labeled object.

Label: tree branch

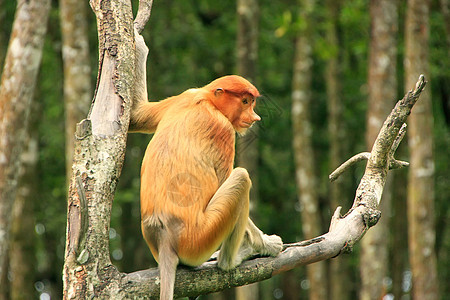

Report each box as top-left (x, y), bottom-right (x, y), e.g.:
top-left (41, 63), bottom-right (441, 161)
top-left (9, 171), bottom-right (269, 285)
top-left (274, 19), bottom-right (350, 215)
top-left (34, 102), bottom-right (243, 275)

top-left (329, 152), bottom-right (371, 181)
top-left (329, 75), bottom-right (425, 183)
top-left (134, 0), bottom-right (153, 34)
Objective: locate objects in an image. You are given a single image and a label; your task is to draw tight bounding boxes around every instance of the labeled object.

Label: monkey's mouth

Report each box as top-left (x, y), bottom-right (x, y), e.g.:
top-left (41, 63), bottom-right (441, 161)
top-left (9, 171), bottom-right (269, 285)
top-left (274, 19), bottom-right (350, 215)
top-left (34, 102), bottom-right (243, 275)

top-left (240, 121), bottom-right (254, 128)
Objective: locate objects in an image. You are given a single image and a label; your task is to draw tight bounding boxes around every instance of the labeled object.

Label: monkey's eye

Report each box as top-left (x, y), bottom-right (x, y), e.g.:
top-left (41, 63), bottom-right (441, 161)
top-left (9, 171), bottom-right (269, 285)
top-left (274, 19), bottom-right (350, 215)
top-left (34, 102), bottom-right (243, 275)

top-left (242, 98), bottom-right (249, 104)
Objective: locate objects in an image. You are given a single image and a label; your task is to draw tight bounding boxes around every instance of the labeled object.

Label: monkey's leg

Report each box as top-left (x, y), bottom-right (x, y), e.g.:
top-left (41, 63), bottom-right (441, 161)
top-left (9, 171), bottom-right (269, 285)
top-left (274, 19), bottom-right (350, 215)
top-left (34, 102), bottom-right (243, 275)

top-left (177, 167), bottom-right (251, 269)
top-left (205, 169), bottom-right (282, 265)
top-left (214, 168), bottom-right (251, 270)
top-left (204, 167), bottom-right (282, 269)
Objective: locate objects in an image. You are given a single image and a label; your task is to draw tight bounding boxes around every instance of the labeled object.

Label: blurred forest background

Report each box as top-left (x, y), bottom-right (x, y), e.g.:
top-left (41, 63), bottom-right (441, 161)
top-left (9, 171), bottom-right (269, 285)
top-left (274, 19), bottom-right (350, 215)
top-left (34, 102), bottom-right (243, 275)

top-left (0, 0), bottom-right (448, 299)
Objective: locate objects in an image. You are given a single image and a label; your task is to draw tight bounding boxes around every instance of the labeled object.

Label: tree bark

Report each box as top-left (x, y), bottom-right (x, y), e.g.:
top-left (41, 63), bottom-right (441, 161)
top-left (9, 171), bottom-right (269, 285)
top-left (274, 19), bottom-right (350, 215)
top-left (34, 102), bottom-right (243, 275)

top-left (62, 0), bottom-right (136, 298)
top-left (405, 0), bottom-right (439, 299)
top-left (59, 0), bottom-right (92, 183)
top-left (291, 1), bottom-right (328, 299)
top-left (0, 0), bottom-right (50, 287)
top-left (9, 100), bottom-right (39, 300)
top-left (235, 0), bottom-right (260, 299)
top-left (360, 0), bottom-right (398, 299)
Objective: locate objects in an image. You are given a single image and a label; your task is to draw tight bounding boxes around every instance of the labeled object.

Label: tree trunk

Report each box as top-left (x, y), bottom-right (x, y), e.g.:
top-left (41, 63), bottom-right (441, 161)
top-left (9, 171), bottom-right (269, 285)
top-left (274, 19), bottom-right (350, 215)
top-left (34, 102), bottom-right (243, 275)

top-left (235, 1), bottom-right (260, 299)
top-left (236, 0), bottom-right (260, 206)
top-left (9, 100), bottom-right (39, 300)
top-left (62, 0), bottom-right (136, 298)
top-left (59, 0), bottom-right (92, 183)
top-left (0, 0), bottom-right (50, 287)
top-left (325, 1), bottom-right (352, 299)
top-left (391, 167), bottom-right (408, 299)
top-left (291, 1), bottom-right (328, 299)
top-left (360, 0), bottom-right (398, 299)
top-left (405, 0), bottom-right (439, 299)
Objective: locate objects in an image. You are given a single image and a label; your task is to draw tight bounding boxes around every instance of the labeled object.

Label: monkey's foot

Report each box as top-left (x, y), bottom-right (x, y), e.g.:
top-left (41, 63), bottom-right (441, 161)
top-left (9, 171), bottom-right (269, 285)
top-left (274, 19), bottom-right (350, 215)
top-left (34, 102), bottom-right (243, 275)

top-left (259, 234), bottom-right (283, 257)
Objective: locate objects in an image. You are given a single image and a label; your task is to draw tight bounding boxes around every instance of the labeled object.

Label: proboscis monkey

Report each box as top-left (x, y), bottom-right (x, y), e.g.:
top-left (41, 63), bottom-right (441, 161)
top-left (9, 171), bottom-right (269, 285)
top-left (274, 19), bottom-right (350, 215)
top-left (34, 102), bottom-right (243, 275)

top-left (130, 33), bottom-right (283, 300)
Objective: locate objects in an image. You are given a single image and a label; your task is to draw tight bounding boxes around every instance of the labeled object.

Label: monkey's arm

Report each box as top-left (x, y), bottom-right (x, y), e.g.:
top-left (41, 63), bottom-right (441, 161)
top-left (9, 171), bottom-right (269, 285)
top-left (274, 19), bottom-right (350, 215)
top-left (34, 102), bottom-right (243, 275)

top-left (129, 98), bottom-right (177, 133)
top-left (128, 31), bottom-right (185, 134)
top-left (129, 31), bottom-right (154, 133)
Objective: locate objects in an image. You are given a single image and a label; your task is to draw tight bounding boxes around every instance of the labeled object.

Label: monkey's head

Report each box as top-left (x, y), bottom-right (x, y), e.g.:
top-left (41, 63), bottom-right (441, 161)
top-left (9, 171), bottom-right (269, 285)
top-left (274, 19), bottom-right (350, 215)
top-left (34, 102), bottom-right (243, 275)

top-left (206, 75), bottom-right (261, 134)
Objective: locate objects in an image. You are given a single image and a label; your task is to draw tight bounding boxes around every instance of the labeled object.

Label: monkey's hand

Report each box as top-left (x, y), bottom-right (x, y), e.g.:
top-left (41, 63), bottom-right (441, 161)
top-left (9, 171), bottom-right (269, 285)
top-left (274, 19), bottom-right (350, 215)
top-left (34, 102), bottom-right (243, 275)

top-left (133, 29), bottom-right (149, 107)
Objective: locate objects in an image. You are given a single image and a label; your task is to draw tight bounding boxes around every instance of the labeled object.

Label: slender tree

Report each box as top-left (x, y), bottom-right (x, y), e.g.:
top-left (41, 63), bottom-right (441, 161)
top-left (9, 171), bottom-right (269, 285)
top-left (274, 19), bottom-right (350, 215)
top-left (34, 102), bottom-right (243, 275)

top-left (325, 0), bottom-right (352, 299)
top-left (0, 0), bottom-right (50, 290)
top-left (235, 0), bottom-right (260, 299)
top-left (59, 0), bottom-right (92, 182)
top-left (360, 0), bottom-right (398, 299)
top-left (8, 100), bottom-right (39, 300)
top-left (291, 1), bottom-right (328, 299)
top-left (405, 0), bottom-right (439, 299)
top-left (62, 0), bottom-right (137, 296)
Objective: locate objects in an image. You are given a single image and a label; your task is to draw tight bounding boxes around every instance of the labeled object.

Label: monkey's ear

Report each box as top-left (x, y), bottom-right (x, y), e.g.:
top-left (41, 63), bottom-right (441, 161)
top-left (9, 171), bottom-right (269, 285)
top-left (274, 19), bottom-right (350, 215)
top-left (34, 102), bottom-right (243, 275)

top-left (214, 88), bottom-right (224, 97)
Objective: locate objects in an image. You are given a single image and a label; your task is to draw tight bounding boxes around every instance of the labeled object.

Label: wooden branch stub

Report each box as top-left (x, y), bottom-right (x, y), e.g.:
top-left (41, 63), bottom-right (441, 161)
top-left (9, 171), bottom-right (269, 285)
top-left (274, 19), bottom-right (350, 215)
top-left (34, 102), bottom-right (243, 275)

top-left (390, 123), bottom-right (407, 156)
top-left (363, 207), bottom-right (382, 228)
top-left (75, 119), bottom-right (92, 140)
top-left (329, 206), bottom-right (343, 231)
top-left (413, 74), bottom-right (426, 97)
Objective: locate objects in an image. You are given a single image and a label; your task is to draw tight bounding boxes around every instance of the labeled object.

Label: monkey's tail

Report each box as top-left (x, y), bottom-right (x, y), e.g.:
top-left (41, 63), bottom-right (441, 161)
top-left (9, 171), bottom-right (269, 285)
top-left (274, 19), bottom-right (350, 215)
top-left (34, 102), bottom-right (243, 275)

top-left (158, 240), bottom-right (179, 300)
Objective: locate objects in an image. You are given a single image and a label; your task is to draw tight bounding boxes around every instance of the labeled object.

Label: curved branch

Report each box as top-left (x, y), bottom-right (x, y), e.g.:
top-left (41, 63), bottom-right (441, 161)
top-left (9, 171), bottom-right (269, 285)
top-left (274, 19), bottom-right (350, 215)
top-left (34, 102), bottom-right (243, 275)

top-left (329, 152), bottom-right (371, 181)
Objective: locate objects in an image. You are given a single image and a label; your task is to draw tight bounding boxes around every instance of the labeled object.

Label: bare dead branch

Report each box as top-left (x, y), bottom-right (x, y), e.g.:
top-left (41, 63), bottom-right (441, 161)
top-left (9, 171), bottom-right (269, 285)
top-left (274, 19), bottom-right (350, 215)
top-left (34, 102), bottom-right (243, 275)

top-left (386, 123), bottom-right (410, 168)
top-left (390, 123), bottom-right (407, 156)
top-left (329, 152), bottom-right (371, 181)
top-left (329, 74), bottom-right (425, 182)
top-left (134, 0), bottom-right (154, 34)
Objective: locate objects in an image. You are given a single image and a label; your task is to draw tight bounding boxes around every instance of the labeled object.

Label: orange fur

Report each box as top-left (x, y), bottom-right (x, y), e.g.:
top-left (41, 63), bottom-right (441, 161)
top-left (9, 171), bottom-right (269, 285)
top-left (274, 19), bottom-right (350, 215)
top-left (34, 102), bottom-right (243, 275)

top-left (139, 76), bottom-right (260, 260)
top-left (132, 76), bottom-right (281, 299)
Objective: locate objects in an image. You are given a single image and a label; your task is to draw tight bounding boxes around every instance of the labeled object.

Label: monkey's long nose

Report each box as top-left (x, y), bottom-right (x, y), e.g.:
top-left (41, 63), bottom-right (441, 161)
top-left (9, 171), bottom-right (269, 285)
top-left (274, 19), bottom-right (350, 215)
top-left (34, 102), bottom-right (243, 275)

top-left (252, 111), bottom-right (261, 122)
